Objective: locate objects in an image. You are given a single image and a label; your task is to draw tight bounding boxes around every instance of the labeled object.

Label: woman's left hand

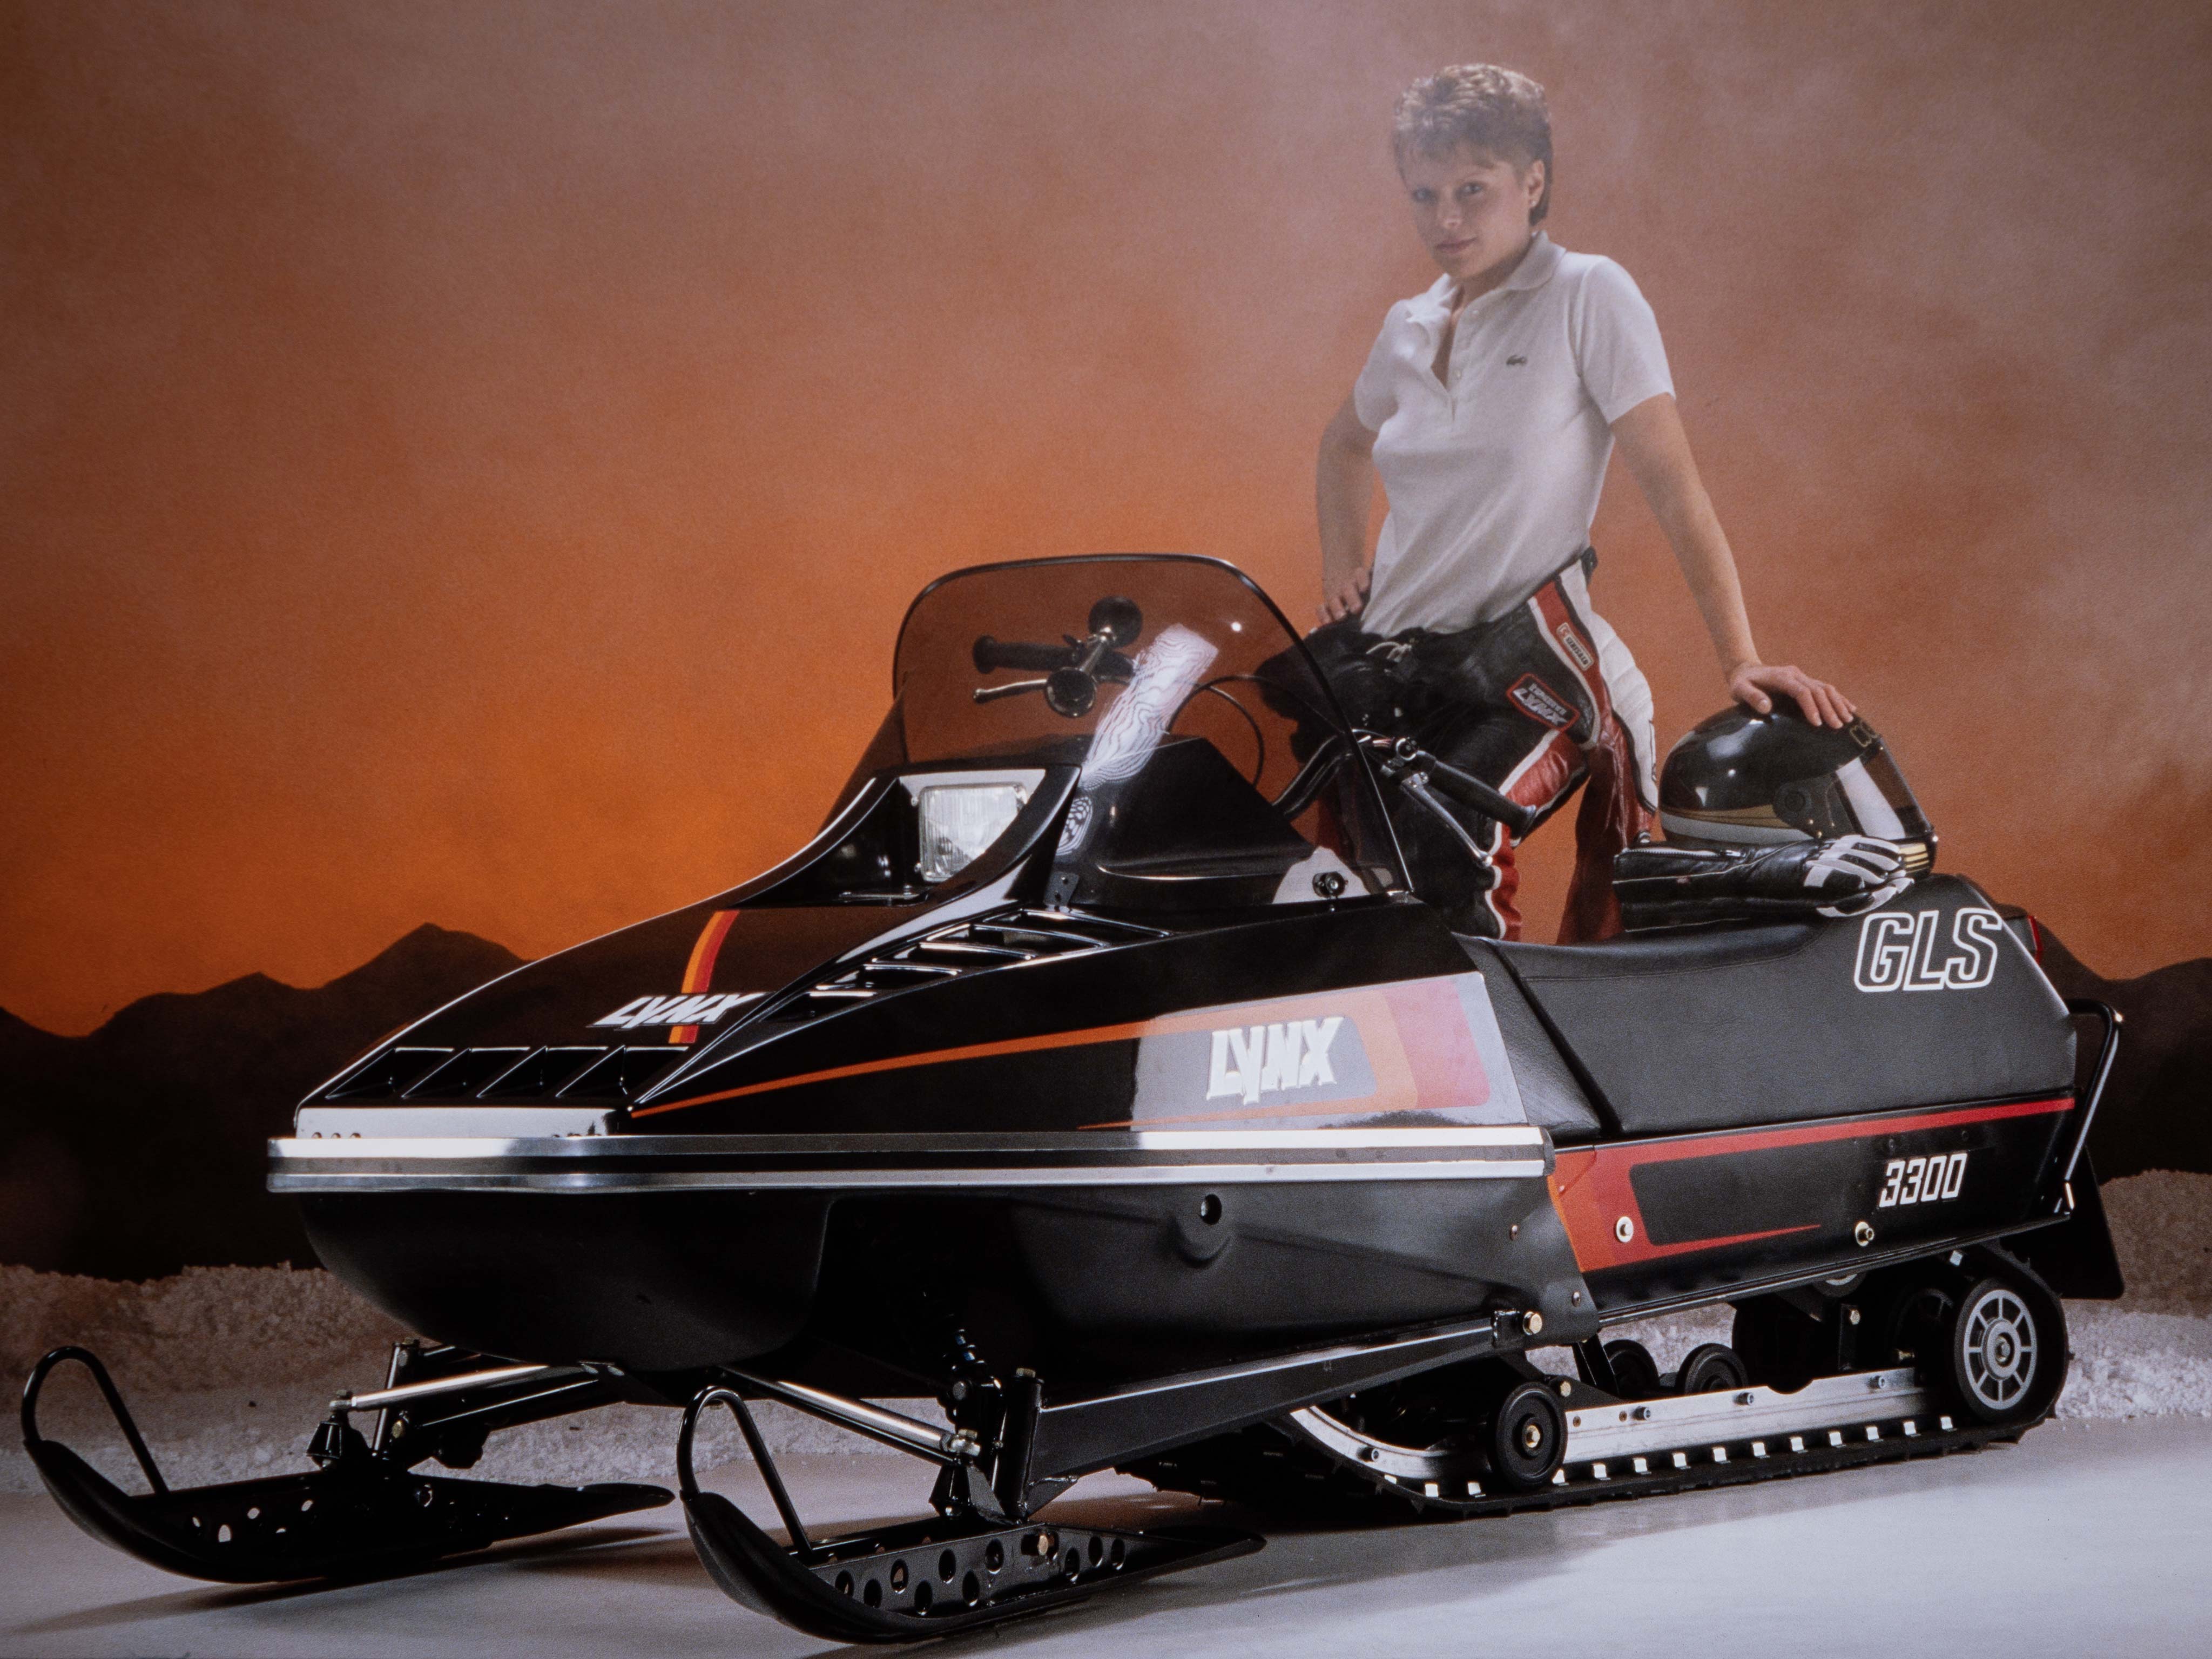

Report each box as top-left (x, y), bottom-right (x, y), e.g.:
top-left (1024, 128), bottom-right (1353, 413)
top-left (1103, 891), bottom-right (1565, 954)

top-left (1316, 565), bottom-right (1371, 626)
top-left (1728, 662), bottom-right (1856, 729)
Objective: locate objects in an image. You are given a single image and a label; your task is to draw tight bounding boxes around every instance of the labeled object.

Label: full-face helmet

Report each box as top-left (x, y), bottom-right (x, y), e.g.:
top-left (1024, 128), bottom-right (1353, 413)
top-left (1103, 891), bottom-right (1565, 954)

top-left (1658, 707), bottom-right (1936, 874)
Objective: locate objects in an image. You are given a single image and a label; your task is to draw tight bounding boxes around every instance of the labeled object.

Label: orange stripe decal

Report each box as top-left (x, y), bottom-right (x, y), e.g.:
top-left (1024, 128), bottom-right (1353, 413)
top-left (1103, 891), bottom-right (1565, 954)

top-left (633, 976), bottom-right (1495, 1121)
top-left (670, 909), bottom-right (739, 1044)
top-left (636, 1015), bottom-right (1161, 1113)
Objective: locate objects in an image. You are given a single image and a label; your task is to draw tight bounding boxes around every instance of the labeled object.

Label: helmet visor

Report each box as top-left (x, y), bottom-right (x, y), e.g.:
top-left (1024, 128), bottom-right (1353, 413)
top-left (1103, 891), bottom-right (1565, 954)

top-left (1839, 751), bottom-right (1933, 842)
top-left (1779, 750), bottom-right (1933, 846)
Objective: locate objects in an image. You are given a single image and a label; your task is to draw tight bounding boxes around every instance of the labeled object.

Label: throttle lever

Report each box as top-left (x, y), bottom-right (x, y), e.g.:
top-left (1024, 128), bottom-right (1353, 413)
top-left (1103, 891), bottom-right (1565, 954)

top-left (1363, 734), bottom-right (1539, 840)
top-left (1420, 754), bottom-right (1540, 838)
top-left (1396, 773), bottom-right (1499, 884)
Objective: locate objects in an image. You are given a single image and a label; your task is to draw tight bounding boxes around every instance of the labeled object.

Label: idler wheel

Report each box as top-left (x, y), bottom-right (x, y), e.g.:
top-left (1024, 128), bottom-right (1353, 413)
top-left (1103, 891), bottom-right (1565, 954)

top-left (1943, 1274), bottom-right (2062, 1426)
top-left (1483, 1380), bottom-right (1567, 1492)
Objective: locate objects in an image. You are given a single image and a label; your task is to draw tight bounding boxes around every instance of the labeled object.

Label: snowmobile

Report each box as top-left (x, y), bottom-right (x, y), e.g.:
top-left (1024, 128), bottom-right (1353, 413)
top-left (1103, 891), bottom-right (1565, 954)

top-left (26, 553), bottom-right (2122, 1642)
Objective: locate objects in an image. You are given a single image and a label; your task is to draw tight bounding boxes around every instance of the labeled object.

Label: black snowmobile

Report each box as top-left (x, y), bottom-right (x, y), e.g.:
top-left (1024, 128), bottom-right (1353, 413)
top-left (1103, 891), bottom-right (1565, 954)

top-left (26, 554), bottom-right (2121, 1643)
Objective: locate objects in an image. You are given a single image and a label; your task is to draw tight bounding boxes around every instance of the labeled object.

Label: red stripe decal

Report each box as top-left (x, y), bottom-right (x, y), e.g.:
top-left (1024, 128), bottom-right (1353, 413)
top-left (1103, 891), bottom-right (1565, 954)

top-left (1391, 977), bottom-right (1492, 1116)
top-left (636, 974), bottom-right (1498, 1123)
top-left (669, 909), bottom-right (739, 1044)
top-left (1548, 1095), bottom-right (2071, 1272)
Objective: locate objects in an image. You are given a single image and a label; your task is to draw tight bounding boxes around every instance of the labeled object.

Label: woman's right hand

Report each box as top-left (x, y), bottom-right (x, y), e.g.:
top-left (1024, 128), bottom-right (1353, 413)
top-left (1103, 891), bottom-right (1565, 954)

top-left (1317, 566), bottom-right (1371, 626)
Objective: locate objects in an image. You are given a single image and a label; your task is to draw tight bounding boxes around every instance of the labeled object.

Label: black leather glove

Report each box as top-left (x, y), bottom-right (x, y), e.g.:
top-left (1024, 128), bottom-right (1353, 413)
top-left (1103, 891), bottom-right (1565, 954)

top-left (1613, 834), bottom-right (1910, 932)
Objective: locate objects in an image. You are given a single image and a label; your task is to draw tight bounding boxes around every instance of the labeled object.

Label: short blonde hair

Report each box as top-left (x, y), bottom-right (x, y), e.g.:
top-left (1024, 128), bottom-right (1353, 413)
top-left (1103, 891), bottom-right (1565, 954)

top-left (1392, 64), bottom-right (1554, 224)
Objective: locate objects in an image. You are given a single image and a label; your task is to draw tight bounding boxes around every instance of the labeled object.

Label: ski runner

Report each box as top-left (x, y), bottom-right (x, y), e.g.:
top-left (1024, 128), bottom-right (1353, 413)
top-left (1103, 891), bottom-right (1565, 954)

top-left (1314, 64), bottom-right (1853, 940)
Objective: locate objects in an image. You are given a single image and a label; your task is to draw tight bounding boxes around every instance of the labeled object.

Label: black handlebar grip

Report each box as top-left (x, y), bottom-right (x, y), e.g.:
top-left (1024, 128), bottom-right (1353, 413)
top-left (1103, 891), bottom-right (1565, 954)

top-left (972, 636), bottom-right (1073, 674)
top-left (1425, 760), bottom-right (1540, 838)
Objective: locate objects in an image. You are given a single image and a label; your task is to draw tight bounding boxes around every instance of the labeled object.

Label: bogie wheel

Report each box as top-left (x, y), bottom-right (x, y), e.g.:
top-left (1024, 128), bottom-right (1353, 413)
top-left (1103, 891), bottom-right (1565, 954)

top-left (1731, 1297), bottom-right (1824, 1392)
top-left (1485, 1379), bottom-right (1567, 1492)
top-left (1944, 1273), bottom-right (2064, 1426)
top-left (1676, 1343), bottom-right (1748, 1395)
top-left (1881, 1283), bottom-right (1957, 1371)
top-left (1602, 1339), bottom-right (1663, 1399)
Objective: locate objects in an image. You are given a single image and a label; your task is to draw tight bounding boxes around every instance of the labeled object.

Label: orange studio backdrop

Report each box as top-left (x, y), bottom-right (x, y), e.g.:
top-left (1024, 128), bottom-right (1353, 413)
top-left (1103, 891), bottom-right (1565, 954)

top-left (2, 1), bottom-right (2208, 1034)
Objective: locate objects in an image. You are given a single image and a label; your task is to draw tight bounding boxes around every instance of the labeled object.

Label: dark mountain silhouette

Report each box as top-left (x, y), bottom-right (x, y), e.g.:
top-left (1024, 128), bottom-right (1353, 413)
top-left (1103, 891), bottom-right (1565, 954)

top-left (0, 926), bottom-right (523, 1278)
top-left (2038, 933), bottom-right (2212, 1181)
top-left (0, 913), bottom-right (2202, 1282)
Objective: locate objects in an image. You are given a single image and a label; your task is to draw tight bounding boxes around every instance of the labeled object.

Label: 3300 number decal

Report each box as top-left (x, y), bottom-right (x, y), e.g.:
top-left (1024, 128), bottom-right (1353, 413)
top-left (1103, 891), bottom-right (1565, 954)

top-left (1877, 1152), bottom-right (1968, 1209)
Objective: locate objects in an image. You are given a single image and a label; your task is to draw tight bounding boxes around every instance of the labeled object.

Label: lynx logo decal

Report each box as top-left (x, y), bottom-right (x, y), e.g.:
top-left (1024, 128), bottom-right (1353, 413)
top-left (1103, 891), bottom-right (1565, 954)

top-left (1853, 906), bottom-right (2005, 993)
top-left (1205, 1017), bottom-right (1345, 1105)
top-left (1878, 1151), bottom-right (1969, 1208)
top-left (1507, 675), bottom-right (1578, 731)
top-left (594, 992), bottom-right (762, 1030)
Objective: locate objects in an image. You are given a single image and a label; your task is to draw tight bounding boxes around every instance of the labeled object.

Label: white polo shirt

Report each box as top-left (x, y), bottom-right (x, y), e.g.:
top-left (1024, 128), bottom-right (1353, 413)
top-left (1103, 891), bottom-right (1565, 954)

top-left (1353, 233), bottom-right (1674, 637)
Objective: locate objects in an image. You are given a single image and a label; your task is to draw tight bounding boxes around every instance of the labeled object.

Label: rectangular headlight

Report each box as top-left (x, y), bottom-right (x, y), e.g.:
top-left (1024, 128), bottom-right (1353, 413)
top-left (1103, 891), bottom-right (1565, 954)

top-left (916, 782), bottom-right (1029, 882)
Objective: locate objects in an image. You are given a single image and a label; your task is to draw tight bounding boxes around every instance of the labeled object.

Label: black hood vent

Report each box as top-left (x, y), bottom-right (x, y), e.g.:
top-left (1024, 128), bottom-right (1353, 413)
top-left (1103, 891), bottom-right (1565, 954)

top-left (316, 910), bottom-right (1158, 1109)
top-left (778, 909), bottom-right (1161, 1017)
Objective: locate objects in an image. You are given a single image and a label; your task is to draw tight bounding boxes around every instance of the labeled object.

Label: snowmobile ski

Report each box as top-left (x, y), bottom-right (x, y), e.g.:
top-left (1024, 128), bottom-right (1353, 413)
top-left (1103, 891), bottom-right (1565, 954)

top-left (22, 1346), bottom-right (670, 1584)
top-left (677, 1384), bottom-right (1260, 1643)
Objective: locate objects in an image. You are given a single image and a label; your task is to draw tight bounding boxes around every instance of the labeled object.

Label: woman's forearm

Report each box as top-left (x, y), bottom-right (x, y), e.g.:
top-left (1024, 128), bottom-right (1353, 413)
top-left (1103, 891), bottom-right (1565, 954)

top-left (1317, 396), bottom-right (1377, 592)
top-left (1611, 394), bottom-right (1758, 673)
top-left (1657, 489), bottom-right (1759, 675)
top-left (1613, 393), bottom-right (1855, 727)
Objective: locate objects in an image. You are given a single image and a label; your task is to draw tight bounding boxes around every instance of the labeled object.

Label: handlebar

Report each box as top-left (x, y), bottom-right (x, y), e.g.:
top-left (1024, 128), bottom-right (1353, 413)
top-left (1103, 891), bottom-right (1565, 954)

top-left (1423, 757), bottom-right (1540, 838)
top-left (1360, 733), bottom-right (1539, 839)
top-left (970, 598), bottom-right (1145, 718)
top-left (973, 637), bottom-right (1080, 675)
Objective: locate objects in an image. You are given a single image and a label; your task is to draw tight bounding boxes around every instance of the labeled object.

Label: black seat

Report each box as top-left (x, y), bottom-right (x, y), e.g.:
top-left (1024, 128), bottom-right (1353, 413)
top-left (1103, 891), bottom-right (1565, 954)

top-left (1456, 946), bottom-right (1603, 1143)
top-left (1467, 876), bottom-right (2074, 1137)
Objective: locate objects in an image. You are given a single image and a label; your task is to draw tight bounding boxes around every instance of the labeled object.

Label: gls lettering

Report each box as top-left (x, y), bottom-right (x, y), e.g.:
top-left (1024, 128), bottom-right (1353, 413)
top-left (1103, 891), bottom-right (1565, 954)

top-left (1854, 906), bottom-right (2004, 993)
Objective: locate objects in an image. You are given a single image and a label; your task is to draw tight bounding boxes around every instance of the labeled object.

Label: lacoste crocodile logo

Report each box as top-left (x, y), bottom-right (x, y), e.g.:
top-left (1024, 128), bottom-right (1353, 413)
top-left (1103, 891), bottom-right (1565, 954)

top-left (1205, 1017), bottom-right (1344, 1104)
top-left (1506, 354), bottom-right (1528, 366)
top-left (594, 992), bottom-right (763, 1030)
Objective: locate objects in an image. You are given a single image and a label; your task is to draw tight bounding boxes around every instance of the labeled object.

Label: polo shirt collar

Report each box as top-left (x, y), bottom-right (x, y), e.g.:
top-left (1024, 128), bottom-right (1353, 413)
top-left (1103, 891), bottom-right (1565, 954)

top-left (1406, 232), bottom-right (1563, 332)
top-left (1502, 230), bottom-right (1563, 292)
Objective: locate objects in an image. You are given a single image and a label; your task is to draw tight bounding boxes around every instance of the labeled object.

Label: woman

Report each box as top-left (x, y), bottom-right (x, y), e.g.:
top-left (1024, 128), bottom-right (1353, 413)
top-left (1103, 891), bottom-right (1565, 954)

top-left (1314, 63), bottom-right (1852, 941)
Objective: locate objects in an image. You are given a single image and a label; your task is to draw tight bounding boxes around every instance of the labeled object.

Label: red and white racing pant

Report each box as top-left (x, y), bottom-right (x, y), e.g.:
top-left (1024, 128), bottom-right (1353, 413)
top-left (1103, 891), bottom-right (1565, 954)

top-left (1478, 562), bottom-right (1658, 940)
top-left (1331, 559), bottom-right (1658, 941)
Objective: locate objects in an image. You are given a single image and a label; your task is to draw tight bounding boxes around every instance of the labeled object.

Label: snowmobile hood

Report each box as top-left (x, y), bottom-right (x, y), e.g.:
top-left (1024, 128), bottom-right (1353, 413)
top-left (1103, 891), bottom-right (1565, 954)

top-left (300, 766), bottom-right (1086, 1118)
top-left (301, 554), bottom-right (1411, 1129)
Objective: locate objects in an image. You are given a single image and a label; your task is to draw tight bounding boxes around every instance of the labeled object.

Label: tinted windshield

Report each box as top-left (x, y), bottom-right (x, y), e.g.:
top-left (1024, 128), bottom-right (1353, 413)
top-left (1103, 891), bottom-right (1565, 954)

top-left (860, 555), bottom-right (1400, 909)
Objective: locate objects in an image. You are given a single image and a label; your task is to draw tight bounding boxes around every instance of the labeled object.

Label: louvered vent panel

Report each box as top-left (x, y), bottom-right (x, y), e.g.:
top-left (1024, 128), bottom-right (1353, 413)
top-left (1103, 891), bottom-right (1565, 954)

top-left (323, 912), bottom-right (1159, 1104)
top-left (779, 911), bottom-right (1161, 1017)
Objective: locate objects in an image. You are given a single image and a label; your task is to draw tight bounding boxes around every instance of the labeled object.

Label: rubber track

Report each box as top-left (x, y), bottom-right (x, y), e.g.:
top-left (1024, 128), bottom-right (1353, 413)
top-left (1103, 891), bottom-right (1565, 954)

top-left (1123, 1409), bottom-right (2042, 1522)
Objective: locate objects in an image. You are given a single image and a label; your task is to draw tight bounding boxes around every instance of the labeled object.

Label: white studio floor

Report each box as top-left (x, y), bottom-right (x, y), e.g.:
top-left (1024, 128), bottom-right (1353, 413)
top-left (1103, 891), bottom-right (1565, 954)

top-left (6, 1417), bottom-right (2210, 1659)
